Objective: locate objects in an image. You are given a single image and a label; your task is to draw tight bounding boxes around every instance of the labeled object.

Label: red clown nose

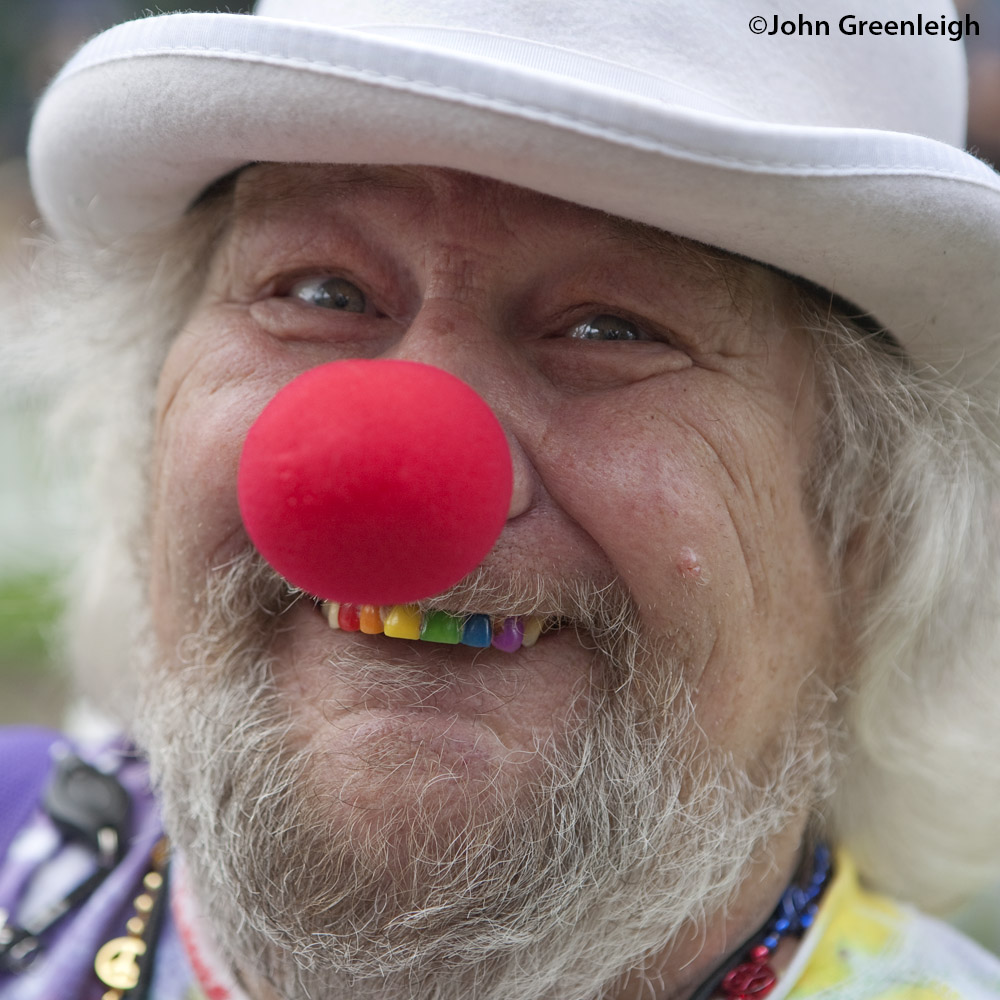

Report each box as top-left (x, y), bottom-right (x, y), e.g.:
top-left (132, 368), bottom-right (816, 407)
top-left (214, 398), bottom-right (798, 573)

top-left (237, 360), bottom-right (513, 606)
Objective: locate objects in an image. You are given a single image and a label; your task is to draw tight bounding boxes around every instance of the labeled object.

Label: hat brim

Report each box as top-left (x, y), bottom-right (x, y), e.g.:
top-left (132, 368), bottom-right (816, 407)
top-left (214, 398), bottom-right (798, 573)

top-left (28, 12), bottom-right (1000, 389)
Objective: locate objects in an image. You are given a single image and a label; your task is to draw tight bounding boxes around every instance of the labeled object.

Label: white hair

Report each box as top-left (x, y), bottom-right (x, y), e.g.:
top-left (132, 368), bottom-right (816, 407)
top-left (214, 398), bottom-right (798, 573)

top-left (800, 298), bottom-right (1000, 912)
top-left (6, 187), bottom-right (1000, 918)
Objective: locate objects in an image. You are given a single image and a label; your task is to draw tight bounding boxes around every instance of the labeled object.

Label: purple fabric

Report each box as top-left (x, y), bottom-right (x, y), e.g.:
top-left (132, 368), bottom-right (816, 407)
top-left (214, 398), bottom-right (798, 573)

top-left (0, 729), bottom-right (60, 863)
top-left (0, 732), bottom-right (198, 999)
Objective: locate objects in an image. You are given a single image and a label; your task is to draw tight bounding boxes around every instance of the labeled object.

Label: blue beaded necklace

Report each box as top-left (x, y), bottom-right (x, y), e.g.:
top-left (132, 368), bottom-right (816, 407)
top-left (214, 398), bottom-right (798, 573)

top-left (688, 843), bottom-right (833, 1000)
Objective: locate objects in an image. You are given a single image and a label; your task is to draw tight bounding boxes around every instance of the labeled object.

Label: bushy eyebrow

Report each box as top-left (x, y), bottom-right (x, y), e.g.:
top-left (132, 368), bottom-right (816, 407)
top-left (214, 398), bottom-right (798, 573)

top-left (598, 217), bottom-right (765, 318)
top-left (230, 164), bottom-right (434, 217)
top-left (616, 216), bottom-right (739, 269)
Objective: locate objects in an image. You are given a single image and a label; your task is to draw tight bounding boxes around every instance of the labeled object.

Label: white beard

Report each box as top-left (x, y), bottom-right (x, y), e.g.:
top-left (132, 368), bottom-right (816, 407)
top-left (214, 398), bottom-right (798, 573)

top-left (135, 549), bottom-right (836, 1000)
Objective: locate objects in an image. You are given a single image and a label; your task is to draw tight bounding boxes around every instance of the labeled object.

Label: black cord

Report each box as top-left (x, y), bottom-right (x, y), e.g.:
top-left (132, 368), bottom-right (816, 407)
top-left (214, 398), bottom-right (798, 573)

top-left (131, 858), bottom-right (171, 1000)
top-left (686, 845), bottom-right (833, 1000)
top-left (686, 921), bottom-right (775, 1000)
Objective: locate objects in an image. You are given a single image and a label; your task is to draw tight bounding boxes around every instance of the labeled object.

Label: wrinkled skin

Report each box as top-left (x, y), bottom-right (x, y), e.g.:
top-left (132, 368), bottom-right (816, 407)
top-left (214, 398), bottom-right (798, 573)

top-left (148, 164), bottom-right (840, 999)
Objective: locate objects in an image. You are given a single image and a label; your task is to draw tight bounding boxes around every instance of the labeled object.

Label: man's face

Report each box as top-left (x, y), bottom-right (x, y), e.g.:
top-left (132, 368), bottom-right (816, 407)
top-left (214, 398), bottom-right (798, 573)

top-left (143, 164), bottom-right (839, 999)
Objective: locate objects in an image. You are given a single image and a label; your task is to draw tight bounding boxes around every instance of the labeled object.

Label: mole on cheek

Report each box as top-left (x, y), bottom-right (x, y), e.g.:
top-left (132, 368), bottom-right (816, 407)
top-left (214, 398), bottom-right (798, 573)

top-left (676, 546), bottom-right (703, 581)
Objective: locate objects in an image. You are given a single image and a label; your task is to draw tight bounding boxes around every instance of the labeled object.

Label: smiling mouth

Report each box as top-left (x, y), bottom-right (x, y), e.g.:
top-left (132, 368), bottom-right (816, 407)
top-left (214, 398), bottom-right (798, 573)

top-left (317, 601), bottom-right (559, 653)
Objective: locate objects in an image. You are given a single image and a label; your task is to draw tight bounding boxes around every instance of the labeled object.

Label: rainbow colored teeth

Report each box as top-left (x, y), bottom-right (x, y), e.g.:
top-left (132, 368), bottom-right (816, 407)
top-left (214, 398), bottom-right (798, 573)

top-left (321, 602), bottom-right (547, 652)
top-left (492, 616), bottom-right (523, 652)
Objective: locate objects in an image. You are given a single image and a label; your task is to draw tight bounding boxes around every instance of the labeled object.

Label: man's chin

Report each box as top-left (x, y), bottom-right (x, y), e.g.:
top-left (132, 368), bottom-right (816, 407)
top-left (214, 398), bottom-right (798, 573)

top-left (136, 550), bottom-right (831, 1000)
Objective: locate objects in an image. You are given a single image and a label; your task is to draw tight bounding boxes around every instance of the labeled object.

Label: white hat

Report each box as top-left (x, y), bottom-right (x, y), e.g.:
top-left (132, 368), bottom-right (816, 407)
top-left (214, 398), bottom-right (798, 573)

top-left (27, 0), bottom-right (1000, 390)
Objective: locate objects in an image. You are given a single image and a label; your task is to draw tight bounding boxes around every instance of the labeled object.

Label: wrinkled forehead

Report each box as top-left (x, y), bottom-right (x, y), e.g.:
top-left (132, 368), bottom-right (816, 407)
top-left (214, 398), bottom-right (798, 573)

top-left (229, 162), bottom-right (685, 237)
top-left (218, 162), bottom-right (771, 300)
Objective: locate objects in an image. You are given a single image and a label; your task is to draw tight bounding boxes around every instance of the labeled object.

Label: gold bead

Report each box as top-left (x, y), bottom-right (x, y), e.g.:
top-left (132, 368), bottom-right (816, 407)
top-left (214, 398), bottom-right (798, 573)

top-left (95, 936), bottom-right (146, 990)
top-left (142, 871), bottom-right (164, 892)
top-left (133, 893), bottom-right (154, 914)
top-left (125, 916), bottom-right (146, 936)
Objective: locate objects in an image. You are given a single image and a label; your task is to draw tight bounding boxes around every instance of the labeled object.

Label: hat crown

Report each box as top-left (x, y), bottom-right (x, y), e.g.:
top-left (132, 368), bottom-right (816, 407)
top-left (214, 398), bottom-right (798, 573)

top-left (26, 0), bottom-right (1000, 402)
top-left (256, 0), bottom-right (967, 146)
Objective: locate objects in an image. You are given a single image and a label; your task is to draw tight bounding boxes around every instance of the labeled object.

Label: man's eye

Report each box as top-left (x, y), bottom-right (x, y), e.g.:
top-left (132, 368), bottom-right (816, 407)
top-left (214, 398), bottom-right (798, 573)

top-left (568, 314), bottom-right (647, 341)
top-left (289, 276), bottom-right (367, 313)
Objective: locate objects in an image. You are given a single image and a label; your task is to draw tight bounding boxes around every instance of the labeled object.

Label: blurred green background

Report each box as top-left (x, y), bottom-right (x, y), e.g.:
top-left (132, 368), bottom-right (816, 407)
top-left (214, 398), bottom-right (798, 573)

top-left (1, 0), bottom-right (999, 954)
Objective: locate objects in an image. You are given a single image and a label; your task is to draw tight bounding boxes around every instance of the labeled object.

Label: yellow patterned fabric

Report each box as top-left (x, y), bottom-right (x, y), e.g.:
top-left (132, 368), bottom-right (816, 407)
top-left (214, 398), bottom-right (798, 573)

top-left (786, 854), bottom-right (1000, 1000)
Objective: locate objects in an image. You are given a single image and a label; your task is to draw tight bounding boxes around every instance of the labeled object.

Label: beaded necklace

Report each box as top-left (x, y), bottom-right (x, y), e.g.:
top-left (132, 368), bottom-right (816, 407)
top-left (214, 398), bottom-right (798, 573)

top-left (101, 841), bottom-right (830, 1000)
top-left (94, 837), bottom-right (170, 1000)
top-left (690, 843), bottom-right (833, 1000)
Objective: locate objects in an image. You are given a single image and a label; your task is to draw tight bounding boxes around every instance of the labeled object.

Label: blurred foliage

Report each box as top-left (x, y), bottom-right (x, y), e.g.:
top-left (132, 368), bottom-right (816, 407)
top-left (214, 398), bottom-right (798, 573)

top-left (0, 570), bottom-right (66, 727)
top-left (0, 571), bottom-right (62, 668)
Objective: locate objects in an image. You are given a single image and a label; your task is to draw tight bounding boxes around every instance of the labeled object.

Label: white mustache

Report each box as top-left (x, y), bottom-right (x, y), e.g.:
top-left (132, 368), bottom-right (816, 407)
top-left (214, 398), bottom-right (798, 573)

top-left (206, 545), bottom-right (653, 668)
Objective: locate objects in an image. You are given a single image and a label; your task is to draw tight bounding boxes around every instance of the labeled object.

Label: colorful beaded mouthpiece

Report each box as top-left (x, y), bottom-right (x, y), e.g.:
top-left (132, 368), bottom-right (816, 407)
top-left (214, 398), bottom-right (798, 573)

top-left (321, 602), bottom-right (546, 653)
